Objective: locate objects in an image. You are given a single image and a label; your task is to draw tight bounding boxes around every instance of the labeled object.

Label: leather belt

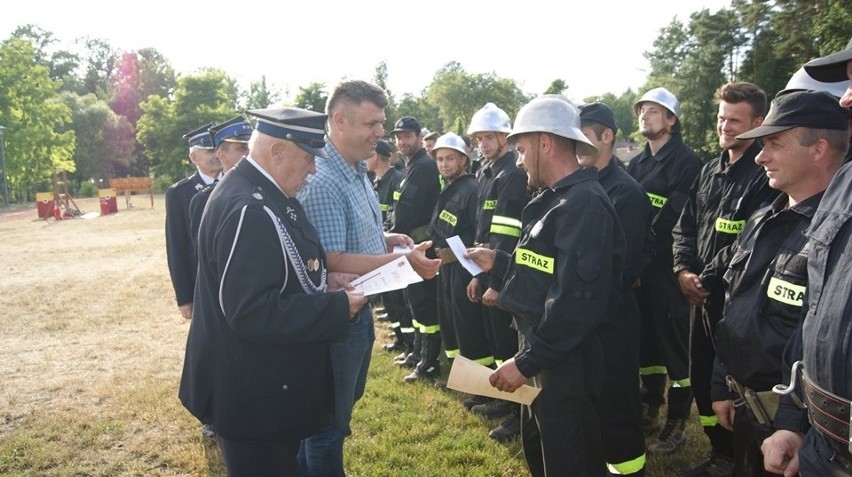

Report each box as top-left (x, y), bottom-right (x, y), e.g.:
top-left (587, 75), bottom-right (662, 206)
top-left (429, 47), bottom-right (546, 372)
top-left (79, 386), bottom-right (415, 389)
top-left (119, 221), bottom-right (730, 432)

top-left (435, 248), bottom-right (458, 264)
top-left (802, 371), bottom-right (851, 450)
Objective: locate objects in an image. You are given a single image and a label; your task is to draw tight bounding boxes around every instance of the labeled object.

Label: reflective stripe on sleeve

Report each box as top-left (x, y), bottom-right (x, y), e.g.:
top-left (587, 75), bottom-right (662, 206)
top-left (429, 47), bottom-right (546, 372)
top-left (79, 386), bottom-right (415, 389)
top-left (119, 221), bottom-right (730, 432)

top-left (715, 217), bottom-right (745, 234)
top-left (767, 277), bottom-right (805, 307)
top-left (606, 453), bottom-right (646, 475)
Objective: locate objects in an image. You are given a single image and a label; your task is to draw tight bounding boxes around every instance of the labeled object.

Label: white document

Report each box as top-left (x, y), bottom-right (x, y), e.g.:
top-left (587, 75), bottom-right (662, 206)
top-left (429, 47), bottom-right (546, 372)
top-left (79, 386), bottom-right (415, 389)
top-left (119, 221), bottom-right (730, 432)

top-left (446, 356), bottom-right (541, 406)
top-left (349, 256), bottom-right (423, 296)
top-left (392, 245), bottom-right (413, 254)
top-left (446, 235), bottom-right (483, 276)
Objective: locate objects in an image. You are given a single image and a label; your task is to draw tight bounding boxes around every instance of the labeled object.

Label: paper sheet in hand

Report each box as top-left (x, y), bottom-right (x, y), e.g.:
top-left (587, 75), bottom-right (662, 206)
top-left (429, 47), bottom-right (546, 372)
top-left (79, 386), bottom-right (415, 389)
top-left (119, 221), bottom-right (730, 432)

top-left (392, 245), bottom-right (413, 254)
top-left (349, 256), bottom-right (422, 296)
top-left (446, 356), bottom-right (540, 405)
top-left (445, 235), bottom-right (483, 276)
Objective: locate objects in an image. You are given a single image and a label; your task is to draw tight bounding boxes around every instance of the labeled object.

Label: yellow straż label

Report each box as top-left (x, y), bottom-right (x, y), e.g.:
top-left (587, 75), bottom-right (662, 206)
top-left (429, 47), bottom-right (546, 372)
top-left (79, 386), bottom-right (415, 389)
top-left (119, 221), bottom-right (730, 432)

top-left (647, 192), bottom-right (667, 208)
top-left (715, 218), bottom-right (745, 234)
top-left (767, 277), bottom-right (805, 307)
top-left (515, 248), bottom-right (554, 274)
top-left (439, 210), bottom-right (457, 227)
top-left (484, 199), bottom-right (497, 210)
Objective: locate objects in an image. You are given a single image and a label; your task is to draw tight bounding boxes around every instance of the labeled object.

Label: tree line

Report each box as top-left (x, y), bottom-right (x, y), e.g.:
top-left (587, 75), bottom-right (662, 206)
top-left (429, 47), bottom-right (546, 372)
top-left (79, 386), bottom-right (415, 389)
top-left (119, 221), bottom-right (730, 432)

top-left (0, 0), bottom-right (848, 203)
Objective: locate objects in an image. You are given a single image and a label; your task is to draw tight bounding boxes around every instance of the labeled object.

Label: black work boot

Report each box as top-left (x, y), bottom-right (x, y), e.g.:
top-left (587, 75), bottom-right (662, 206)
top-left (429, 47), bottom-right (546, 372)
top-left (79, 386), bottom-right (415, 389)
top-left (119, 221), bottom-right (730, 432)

top-left (489, 407), bottom-right (521, 442)
top-left (404, 333), bottom-right (442, 382)
top-left (394, 330), bottom-right (421, 368)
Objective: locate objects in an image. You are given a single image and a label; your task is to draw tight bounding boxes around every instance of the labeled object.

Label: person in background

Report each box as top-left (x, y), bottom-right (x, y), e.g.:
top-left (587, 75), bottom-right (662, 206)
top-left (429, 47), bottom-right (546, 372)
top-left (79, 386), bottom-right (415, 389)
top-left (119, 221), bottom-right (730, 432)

top-left (165, 122), bottom-right (221, 322)
top-left (579, 102), bottom-right (654, 477)
top-left (626, 87), bottom-right (702, 455)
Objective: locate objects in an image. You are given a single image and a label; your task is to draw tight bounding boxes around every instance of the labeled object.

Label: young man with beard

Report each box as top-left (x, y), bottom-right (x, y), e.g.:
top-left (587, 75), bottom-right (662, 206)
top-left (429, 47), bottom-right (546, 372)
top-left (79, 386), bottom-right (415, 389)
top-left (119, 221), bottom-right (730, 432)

top-left (671, 82), bottom-right (777, 477)
top-left (626, 87), bottom-right (702, 455)
top-left (468, 95), bottom-right (625, 476)
top-left (464, 103), bottom-right (530, 441)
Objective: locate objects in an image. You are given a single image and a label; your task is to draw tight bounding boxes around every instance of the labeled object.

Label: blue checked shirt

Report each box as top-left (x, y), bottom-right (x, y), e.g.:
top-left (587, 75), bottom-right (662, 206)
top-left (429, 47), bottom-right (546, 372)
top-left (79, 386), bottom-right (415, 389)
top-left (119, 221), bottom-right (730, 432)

top-left (298, 141), bottom-right (387, 256)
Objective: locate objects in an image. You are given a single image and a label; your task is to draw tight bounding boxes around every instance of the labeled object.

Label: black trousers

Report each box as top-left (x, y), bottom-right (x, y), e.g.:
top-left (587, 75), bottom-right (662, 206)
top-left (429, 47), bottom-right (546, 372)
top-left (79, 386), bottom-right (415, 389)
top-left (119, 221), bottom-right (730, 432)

top-left (478, 277), bottom-right (518, 364)
top-left (438, 263), bottom-right (492, 362)
top-left (407, 277), bottom-right (438, 329)
top-left (637, 259), bottom-right (692, 419)
top-left (599, 289), bottom-right (645, 476)
top-left (383, 288), bottom-right (413, 342)
top-left (799, 428), bottom-right (852, 477)
top-left (218, 435), bottom-right (301, 477)
top-left (521, 338), bottom-right (606, 477)
top-left (690, 296), bottom-right (733, 458)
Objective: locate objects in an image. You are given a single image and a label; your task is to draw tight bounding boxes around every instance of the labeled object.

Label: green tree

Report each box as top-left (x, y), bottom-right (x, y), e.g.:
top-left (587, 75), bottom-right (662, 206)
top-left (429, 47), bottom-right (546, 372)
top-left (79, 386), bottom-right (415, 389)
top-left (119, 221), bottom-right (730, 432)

top-left (425, 62), bottom-right (530, 135)
top-left (544, 79), bottom-right (568, 95)
top-left (394, 93), bottom-right (442, 135)
top-left (60, 92), bottom-right (134, 183)
top-left (137, 69), bottom-right (240, 179)
top-left (293, 82), bottom-right (328, 112)
top-left (242, 75), bottom-right (281, 109)
top-left (77, 37), bottom-right (118, 99)
top-left (583, 88), bottom-right (639, 142)
top-left (0, 38), bottom-right (74, 201)
top-left (10, 24), bottom-right (81, 93)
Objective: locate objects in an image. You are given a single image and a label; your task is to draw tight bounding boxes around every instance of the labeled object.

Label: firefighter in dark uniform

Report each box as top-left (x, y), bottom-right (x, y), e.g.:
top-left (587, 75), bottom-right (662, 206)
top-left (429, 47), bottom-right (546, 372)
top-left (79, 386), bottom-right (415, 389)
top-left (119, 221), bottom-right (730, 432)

top-left (763, 42), bottom-right (852, 477)
top-left (671, 82), bottom-right (776, 476)
top-left (165, 122), bottom-right (221, 322)
top-left (388, 117), bottom-right (442, 381)
top-left (626, 87), bottom-right (703, 454)
top-left (579, 102), bottom-right (654, 477)
top-left (179, 107), bottom-right (367, 476)
top-left (469, 95), bottom-right (626, 477)
top-left (426, 133), bottom-right (490, 381)
top-left (708, 91), bottom-right (848, 477)
top-left (366, 139), bottom-right (412, 355)
top-left (465, 103), bottom-right (529, 441)
top-left (188, 116), bottom-right (252, 256)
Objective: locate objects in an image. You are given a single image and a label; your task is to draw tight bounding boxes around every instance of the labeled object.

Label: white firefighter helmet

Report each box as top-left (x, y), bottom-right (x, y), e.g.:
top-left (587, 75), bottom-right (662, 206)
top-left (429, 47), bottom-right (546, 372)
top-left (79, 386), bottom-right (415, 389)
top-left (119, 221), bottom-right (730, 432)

top-left (634, 87), bottom-right (681, 118)
top-left (507, 95), bottom-right (597, 156)
top-left (431, 132), bottom-right (469, 159)
top-left (467, 103), bottom-right (512, 135)
top-left (780, 67), bottom-right (848, 99)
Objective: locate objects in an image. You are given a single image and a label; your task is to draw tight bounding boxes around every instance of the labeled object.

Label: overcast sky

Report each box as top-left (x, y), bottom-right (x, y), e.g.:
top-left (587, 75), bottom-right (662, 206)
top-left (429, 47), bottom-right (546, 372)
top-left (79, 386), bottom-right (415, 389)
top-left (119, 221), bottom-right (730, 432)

top-left (3, 0), bottom-right (732, 103)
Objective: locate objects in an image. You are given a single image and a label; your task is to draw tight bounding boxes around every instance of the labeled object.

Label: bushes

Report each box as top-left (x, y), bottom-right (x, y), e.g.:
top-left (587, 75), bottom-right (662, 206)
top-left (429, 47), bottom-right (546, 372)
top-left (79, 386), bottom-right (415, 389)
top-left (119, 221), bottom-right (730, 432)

top-left (78, 181), bottom-right (98, 198)
top-left (152, 175), bottom-right (173, 193)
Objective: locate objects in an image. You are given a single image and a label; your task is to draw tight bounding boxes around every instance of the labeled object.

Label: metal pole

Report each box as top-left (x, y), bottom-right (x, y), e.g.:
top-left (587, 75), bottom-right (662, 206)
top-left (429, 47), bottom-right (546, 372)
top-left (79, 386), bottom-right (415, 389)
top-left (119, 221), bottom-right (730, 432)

top-left (0, 126), bottom-right (8, 207)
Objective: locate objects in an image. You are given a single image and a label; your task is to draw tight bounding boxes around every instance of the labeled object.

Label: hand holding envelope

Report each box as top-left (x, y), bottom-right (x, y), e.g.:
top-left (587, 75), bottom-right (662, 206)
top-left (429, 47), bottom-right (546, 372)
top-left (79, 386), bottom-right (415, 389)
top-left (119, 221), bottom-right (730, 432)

top-left (447, 356), bottom-right (540, 406)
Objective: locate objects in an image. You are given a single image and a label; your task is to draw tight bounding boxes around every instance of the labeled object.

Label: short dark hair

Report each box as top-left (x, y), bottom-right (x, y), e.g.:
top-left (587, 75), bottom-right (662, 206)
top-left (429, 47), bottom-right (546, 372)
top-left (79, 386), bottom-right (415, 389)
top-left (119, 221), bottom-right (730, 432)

top-left (715, 82), bottom-right (768, 118)
top-left (326, 80), bottom-right (388, 115)
top-left (583, 122), bottom-right (611, 143)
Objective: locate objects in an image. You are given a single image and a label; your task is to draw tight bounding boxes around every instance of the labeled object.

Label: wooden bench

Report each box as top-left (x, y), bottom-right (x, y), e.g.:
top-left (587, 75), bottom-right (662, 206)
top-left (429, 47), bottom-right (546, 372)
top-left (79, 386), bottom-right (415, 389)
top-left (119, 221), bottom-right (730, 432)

top-left (109, 177), bottom-right (154, 209)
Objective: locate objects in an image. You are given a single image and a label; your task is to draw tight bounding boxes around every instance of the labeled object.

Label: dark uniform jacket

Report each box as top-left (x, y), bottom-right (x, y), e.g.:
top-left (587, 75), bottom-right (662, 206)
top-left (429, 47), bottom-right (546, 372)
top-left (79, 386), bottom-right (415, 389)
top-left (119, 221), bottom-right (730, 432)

top-left (597, 157), bottom-right (654, 287)
top-left (179, 158), bottom-right (350, 441)
top-left (626, 132), bottom-right (702, 263)
top-left (165, 171), bottom-right (207, 306)
top-left (474, 149), bottom-right (528, 289)
top-left (492, 168), bottom-right (625, 381)
top-left (388, 148), bottom-right (440, 241)
top-left (189, 183), bottom-right (215, 251)
top-left (711, 192), bottom-right (821, 402)
top-left (374, 167), bottom-right (403, 225)
top-left (427, 174), bottom-right (478, 248)
top-left (776, 161), bottom-right (852, 435)
top-left (672, 142), bottom-right (777, 294)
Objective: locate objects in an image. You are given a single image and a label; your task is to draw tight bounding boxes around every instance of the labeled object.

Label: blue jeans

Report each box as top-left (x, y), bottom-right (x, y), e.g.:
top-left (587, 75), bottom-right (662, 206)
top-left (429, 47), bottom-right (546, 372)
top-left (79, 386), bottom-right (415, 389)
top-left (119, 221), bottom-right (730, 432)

top-left (299, 307), bottom-right (374, 476)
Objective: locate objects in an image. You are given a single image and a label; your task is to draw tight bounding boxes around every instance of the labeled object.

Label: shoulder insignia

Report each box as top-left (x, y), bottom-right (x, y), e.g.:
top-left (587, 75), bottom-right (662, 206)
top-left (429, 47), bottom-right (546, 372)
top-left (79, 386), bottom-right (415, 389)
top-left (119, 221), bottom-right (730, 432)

top-left (195, 183), bottom-right (204, 191)
top-left (251, 187), bottom-right (264, 201)
top-left (286, 206), bottom-right (297, 222)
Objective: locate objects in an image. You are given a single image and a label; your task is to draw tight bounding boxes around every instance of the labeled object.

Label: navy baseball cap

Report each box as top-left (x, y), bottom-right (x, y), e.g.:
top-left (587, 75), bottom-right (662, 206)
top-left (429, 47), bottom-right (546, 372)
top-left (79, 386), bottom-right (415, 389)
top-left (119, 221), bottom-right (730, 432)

top-left (579, 102), bottom-right (618, 135)
top-left (737, 90), bottom-right (849, 140)
top-left (391, 116), bottom-right (422, 134)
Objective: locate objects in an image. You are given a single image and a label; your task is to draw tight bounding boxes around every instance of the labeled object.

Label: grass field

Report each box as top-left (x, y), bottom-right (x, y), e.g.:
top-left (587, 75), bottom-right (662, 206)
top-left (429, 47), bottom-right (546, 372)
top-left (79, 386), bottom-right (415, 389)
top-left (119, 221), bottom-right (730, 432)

top-left (0, 196), bottom-right (708, 476)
